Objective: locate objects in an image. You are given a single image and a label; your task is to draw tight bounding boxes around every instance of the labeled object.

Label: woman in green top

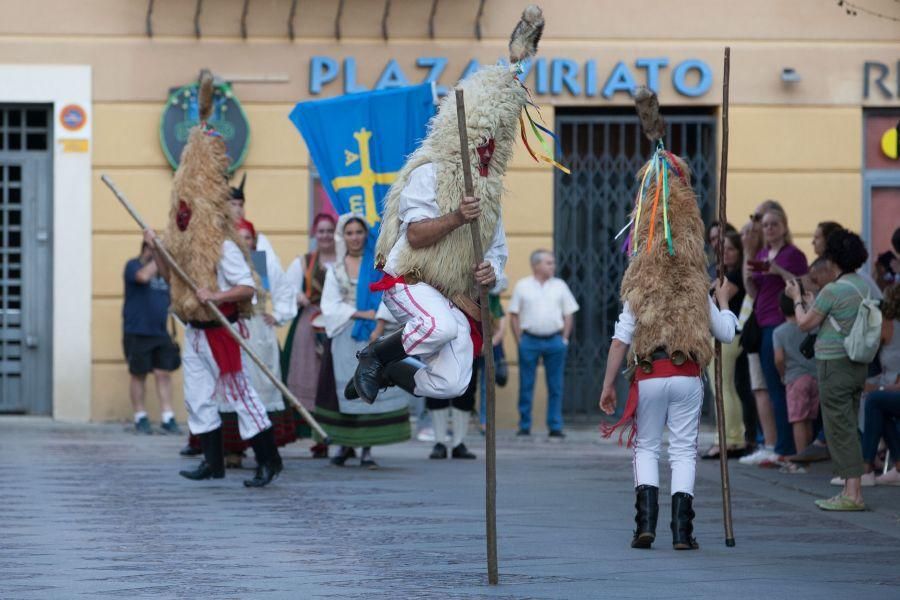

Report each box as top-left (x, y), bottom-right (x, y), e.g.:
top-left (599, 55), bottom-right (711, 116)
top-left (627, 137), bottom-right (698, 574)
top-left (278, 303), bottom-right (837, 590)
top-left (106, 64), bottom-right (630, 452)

top-left (787, 230), bottom-right (871, 511)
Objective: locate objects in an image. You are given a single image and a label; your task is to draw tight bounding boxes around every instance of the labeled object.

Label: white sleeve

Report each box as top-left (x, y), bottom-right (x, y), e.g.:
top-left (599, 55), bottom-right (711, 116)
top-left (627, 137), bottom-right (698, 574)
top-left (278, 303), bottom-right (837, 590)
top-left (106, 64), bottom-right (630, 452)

top-left (399, 164), bottom-right (440, 224)
top-left (560, 281), bottom-right (580, 316)
top-left (320, 267), bottom-right (356, 338)
top-left (220, 240), bottom-right (256, 289)
top-left (284, 256), bottom-right (303, 299)
top-left (375, 301), bottom-right (397, 324)
top-left (612, 302), bottom-right (636, 345)
top-left (708, 295), bottom-right (738, 343)
top-left (269, 260), bottom-right (298, 325)
top-left (484, 216), bottom-right (509, 292)
top-left (507, 280), bottom-right (523, 314)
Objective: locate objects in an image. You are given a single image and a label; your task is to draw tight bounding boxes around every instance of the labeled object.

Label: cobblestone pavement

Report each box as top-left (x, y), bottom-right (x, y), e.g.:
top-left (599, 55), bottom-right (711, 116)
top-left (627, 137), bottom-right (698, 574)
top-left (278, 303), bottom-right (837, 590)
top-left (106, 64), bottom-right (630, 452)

top-left (1, 416), bottom-right (898, 599)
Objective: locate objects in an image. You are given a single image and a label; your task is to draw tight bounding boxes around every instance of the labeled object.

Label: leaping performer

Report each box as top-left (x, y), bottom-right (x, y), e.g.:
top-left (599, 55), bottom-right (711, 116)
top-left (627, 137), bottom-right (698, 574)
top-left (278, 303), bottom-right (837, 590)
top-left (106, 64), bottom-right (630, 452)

top-left (144, 71), bottom-right (283, 488)
top-left (598, 87), bottom-right (738, 550)
top-left (348, 5), bottom-right (552, 405)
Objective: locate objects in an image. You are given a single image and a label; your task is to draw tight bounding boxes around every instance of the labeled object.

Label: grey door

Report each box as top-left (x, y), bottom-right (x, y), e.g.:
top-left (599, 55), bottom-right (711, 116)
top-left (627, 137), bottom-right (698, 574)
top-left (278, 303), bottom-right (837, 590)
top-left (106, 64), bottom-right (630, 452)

top-left (0, 105), bottom-right (53, 414)
top-left (554, 111), bottom-right (716, 420)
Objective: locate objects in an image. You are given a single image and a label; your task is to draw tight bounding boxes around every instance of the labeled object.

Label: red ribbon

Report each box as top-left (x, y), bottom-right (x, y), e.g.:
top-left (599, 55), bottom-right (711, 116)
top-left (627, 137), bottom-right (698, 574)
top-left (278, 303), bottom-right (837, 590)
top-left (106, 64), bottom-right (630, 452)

top-left (600, 358), bottom-right (701, 447)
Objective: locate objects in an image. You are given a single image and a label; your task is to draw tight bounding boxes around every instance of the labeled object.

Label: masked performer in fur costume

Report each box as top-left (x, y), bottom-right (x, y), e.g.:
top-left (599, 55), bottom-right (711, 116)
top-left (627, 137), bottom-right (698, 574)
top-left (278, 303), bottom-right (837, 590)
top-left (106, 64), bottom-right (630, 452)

top-left (145, 70), bottom-right (283, 488)
top-left (348, 5), bottom-right (547, 405)
top-left (598, 87), bottom-right (738, 550)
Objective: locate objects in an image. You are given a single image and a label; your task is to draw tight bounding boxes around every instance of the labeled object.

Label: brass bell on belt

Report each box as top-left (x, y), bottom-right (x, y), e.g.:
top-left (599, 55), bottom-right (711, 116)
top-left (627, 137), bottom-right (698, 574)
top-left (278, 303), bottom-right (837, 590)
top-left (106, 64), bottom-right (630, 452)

top-left (671, 350), bottom-right (687, 366)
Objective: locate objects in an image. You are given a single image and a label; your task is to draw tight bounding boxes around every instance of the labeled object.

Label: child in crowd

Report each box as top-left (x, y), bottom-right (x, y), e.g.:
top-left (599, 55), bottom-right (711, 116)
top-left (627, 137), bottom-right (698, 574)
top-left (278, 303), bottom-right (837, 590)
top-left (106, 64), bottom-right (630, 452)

top-left (773, 292), bottom-right (820, 457)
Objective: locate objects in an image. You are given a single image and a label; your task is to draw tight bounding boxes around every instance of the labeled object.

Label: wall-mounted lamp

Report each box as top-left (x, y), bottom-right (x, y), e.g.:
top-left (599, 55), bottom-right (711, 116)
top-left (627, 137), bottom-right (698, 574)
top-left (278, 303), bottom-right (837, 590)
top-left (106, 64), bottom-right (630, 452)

top-left (781, 68), bottom-right (801, 83)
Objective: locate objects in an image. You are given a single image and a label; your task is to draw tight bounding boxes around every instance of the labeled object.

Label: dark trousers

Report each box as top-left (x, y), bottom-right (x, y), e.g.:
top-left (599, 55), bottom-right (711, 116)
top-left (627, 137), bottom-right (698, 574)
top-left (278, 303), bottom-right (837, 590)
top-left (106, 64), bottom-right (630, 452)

top-left (761, 326), bottom-right (796, 456)
top-left (862, 390), bottom-right (900, 464)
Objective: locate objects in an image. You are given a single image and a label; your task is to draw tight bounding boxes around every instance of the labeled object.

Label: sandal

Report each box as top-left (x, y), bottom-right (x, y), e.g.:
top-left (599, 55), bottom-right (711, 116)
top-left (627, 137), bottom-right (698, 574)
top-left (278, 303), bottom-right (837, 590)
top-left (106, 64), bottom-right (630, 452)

top-left (814, 494), bottom-right (866, 511)
top-left (700, 446), bottom-right (721, 460)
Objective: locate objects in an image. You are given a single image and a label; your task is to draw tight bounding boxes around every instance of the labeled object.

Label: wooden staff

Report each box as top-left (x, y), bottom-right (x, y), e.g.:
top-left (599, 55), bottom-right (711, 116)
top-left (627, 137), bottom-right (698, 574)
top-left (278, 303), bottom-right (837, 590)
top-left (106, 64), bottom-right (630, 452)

top-left (714, 47), bottom-right (736, 548)
top-left (454, 88), bottom-right (499, 585)
top-left (100, 174), bottom-right (331, 444)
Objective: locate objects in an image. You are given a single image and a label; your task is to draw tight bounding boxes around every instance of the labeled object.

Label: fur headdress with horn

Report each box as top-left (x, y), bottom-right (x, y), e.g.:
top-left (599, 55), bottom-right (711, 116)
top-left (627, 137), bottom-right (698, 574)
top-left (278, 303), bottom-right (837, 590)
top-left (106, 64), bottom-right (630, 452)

top-left (619, 86), bottom-right (712, 367)
top-left (165, 69), bottom-right (252, 322)
top-left (375, 5), bottom-right (545, 301)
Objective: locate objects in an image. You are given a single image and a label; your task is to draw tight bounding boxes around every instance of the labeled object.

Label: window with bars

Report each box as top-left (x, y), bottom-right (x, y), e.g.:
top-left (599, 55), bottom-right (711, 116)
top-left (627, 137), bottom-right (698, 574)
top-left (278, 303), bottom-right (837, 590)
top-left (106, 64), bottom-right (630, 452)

top-left (1, 107), bottom-right (50, 151)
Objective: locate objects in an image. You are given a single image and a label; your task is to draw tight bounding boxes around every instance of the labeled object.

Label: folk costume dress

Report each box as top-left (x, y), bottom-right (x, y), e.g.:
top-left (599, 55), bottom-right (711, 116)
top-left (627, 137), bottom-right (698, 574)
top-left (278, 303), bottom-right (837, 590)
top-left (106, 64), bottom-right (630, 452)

top-left (282, 249), bottom-right (331, 438)
top-left (315, 215), bottom-right (411, 447)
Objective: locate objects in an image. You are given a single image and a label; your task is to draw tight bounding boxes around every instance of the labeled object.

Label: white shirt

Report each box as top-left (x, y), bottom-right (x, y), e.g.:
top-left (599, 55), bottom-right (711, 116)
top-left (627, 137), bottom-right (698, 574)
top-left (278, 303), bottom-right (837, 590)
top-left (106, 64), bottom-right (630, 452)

top-left (383, 163), bottom-right (508, 290)
top-left (255, 233), bottom-right (295, 325)
top-left (217, 240), bottom-right (256, 303)
top-left (319, 266), bottom-right (357, 339)
top-left (612, 296), bottom-right (737, 345)
top-left (508, 275), bottom-right (579, 336)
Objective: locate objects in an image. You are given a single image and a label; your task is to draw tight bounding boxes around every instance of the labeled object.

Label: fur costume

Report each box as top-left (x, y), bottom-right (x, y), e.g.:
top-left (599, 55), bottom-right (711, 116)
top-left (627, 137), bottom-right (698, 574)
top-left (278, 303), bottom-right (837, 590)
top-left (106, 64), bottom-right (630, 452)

top-left (165, 70), bottom-right (252, 322)
top-left (375, 5), bottom-right (544, 302)
top-left (619, 87), bottom-right (712, 368)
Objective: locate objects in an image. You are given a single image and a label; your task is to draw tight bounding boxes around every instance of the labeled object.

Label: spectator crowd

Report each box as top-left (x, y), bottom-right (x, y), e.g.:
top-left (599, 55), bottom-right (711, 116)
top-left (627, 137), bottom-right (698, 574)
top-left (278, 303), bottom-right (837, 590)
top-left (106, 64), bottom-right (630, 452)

top-left (121, 186), bottom-right (900, 510)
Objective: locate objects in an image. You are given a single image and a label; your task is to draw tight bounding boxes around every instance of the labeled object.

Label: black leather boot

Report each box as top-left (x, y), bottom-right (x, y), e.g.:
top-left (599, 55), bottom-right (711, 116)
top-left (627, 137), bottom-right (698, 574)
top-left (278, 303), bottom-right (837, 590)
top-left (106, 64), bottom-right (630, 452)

top-left (244, 427), bottom-right (283, 488)
top-left (352, 330), bottom-right (408, 403)
top-left (384, 360), bottom-right (419, 395)
top-left (631, 485), bottom-right (659, 549)
top-left (429, 443), bottom-right (448, 459)
top-left (179, 428), bottom-right (225, 480)
top-left (451, 443), bottom-right (477, 459)
top-left (671, 492), bottom-right (699, 550)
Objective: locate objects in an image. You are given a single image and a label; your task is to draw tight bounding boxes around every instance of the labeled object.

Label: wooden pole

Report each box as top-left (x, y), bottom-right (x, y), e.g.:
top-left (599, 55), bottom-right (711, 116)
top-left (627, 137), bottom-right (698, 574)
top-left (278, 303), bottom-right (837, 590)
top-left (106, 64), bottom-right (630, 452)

top-left (100, 174), bottom-right (332, 444)
top-left (454, 89), bottom-right (499, 585)
top-left (715, 47), bottom-right (736, 548)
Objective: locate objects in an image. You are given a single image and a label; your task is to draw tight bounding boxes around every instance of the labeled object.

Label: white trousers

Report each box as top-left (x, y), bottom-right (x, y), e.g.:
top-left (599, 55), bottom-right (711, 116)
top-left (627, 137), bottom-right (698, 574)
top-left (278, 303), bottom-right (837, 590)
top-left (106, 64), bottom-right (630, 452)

top-left (183, 325), bottom-right (271, 440)
top-left (633, 375), bottom-right (703, 496)
top-left (383, 281), bottom-right (473, 399)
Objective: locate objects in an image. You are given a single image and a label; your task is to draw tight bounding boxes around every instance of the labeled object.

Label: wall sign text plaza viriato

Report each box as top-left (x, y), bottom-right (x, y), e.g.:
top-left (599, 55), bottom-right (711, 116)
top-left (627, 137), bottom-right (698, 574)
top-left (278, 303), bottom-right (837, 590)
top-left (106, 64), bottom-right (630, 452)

top-left (309, 56), bottom-right (713, 99)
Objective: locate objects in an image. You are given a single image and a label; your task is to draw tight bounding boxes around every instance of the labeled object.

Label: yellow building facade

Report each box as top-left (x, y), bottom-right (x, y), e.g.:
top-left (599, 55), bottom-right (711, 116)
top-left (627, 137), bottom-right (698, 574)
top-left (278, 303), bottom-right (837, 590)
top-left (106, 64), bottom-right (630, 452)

top-left (0, 0), bottom-right (897, 427)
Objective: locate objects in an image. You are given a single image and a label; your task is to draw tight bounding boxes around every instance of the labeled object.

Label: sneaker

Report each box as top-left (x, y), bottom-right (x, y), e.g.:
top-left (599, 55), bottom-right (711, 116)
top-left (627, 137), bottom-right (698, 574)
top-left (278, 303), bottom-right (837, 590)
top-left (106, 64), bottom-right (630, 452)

top-left (135, 416), bottom-right (152, 434)
top-left (516, 429), bottom-right (531, 437)
top-left (416, 427), bottom-right (436, 443)
top-left (830, 473), bottom-right (875, 487)
top-left (815, 494), bottom-right (866, 511)
top-left (758, 455), bottom-right (788, 469)
top-left (738, 446), bottom-right (775, 465)
top-left (875, 468), bottom-right (900, 486)
top-left (548, 430), bottom-right (566, 439)
top-left (160, 418), bottom-right (181, 435)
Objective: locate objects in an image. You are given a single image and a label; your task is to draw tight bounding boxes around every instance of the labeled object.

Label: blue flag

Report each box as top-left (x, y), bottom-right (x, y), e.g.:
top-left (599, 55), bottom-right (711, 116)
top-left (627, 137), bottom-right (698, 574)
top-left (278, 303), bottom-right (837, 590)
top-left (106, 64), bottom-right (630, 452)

top-left (289, 83), bottom-right (435, 341)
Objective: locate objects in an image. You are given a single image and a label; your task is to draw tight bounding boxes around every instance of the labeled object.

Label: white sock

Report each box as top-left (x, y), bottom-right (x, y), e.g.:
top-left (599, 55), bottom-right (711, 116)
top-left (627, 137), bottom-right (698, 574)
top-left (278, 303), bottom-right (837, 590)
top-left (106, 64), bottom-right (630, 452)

top-left (451, 408), bottom-right (470, 448)
top-left (161, 410), bottom-right (175, 423)
top-left (430, 408), bottom-right (450, 445)
top-left (134, 411), bottom-right (148, 424)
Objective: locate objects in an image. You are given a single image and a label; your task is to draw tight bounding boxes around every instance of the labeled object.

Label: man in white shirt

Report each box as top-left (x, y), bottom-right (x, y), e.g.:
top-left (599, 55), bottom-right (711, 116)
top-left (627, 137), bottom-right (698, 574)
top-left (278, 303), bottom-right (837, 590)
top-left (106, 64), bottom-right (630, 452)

top-left (508, 250), bottom-right (579, 438)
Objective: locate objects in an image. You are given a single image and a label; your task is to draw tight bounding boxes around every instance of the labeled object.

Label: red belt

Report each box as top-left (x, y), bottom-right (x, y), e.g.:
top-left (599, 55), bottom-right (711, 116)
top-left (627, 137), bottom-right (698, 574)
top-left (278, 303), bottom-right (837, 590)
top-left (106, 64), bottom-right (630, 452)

top-left (600, 358), bottom-right (701, 447)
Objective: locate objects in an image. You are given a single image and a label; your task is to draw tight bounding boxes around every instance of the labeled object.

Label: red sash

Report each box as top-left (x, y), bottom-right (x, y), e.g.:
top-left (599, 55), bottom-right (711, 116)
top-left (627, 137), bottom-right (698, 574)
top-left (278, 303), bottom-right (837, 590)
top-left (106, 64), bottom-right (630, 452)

top-left (600, 358), bottom-right (701, 447)
top-left (202, 302), bottom-right (252, 402)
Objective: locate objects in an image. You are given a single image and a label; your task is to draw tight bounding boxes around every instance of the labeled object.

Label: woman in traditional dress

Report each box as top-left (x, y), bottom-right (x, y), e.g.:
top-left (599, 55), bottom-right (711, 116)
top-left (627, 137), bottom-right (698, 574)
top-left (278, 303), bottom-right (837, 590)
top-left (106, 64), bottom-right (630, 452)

top-left (316, 214), bottom-right (411, 468)
top-left (282, 213), bottom-right (337, 457)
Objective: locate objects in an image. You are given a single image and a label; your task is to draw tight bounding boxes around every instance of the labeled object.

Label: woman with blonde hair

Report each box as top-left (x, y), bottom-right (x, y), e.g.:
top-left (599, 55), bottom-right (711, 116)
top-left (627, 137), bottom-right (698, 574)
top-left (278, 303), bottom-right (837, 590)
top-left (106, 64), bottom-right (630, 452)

top-left (743, 202), bottom-right (808, 465)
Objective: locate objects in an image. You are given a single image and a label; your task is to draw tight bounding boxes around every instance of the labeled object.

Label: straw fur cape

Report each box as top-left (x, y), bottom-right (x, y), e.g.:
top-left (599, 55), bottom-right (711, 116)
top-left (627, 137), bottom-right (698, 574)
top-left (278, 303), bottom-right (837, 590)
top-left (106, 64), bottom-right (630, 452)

top-left (164, 72), bottom-right (252, 322)
top-left (619, 154), bottom-right (713, 367)
top-left (375, 5), bottom-right (544, 301)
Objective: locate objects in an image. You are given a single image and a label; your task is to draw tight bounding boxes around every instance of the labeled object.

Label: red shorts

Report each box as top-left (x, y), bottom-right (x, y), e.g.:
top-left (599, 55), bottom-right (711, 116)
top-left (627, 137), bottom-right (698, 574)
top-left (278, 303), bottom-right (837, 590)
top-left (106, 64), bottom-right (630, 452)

top-left (786, 373), bottom-right (819, 423)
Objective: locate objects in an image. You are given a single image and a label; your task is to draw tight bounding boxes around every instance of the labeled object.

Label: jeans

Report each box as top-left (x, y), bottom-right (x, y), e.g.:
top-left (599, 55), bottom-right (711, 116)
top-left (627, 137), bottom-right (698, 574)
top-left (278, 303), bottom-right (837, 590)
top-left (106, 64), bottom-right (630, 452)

top-left (861, 390), bottom-right (900, 464)
top-left (518, 333), bottom-right (568, 432)
top-left (760, 326), bottom-right (796, 456)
